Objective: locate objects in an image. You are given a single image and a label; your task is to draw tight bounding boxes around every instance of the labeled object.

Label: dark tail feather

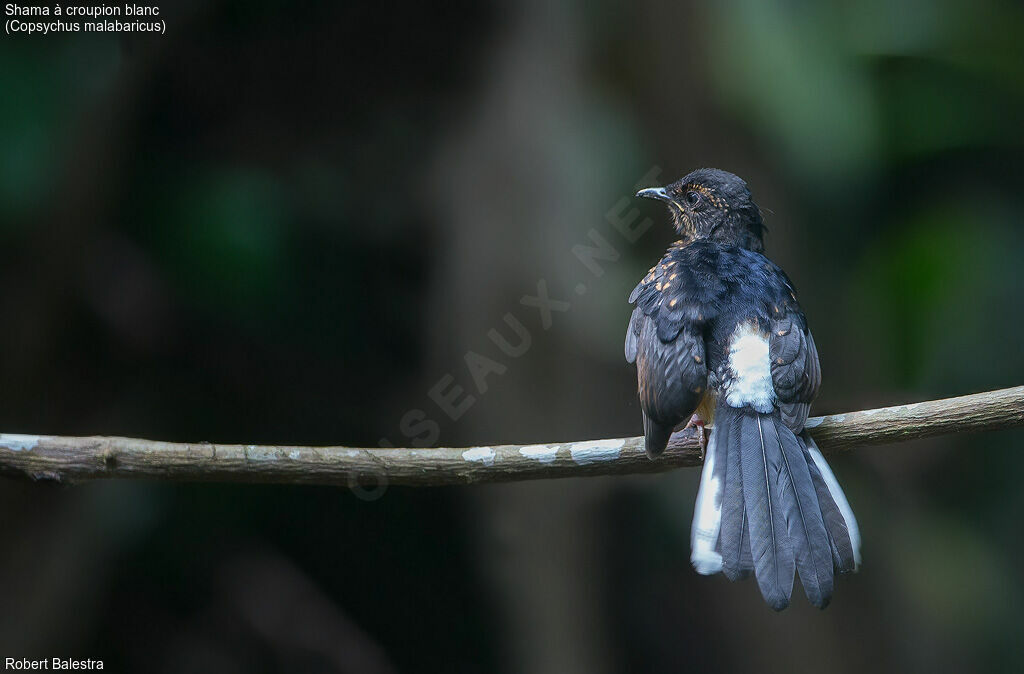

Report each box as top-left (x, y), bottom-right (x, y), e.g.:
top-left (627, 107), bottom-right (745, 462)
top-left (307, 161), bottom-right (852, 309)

top-left (769, 421), bottom-right (834, 608)
top-left (715, 405), bottom-right (751, 581)
top-left (802, 432), bottom-right (861, 573)
top-left (735, 408), bottom-right (795, 611)
top-left (714, 405), bottom-right (755, 580)
top-left (643, 412), bottom-right (674, 458)
top-left (738, 513), bottom-right (754, 579)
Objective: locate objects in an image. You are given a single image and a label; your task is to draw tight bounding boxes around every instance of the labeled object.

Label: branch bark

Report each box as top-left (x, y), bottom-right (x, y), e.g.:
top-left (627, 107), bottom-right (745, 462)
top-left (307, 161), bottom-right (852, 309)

top-left (1, 386), bottom-right (1022, 487)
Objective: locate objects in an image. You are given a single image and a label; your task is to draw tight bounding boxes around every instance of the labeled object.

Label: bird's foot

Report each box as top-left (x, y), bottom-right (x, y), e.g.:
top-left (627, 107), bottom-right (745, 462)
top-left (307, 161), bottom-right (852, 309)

top-left (682, 414), bottom-right (708, 461)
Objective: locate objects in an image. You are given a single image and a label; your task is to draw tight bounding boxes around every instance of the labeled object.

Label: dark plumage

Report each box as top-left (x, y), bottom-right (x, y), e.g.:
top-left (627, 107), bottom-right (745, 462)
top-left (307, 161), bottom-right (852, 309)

top-left (625, 168), bottom-right (861, 610)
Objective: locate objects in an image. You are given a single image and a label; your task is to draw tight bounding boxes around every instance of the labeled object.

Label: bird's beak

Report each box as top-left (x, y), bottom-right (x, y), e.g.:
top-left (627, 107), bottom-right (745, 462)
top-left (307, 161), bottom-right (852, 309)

top-left (636, 187), bottom-right (672, 203)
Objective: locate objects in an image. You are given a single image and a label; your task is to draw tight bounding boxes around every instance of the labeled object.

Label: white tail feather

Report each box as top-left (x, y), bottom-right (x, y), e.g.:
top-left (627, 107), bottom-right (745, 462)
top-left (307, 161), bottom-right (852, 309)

top-left (805, 436), bottom-right (862, 569)
top-left (690, 430), bottom-right (723, 574)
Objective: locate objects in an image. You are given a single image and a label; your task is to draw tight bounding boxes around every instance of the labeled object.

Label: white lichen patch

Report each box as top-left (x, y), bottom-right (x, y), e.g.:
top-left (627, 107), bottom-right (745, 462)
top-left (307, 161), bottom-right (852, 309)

top-left (803, 417), bottom-right (823, 429)
top-left (0, 434), bottom-right (40, 452)
top-left (288, 450), bottom-right (302, 460)
top-left (570, 439), bottom-right (623, 465)
top-left (519, 444), bottom-right (558, 464)
top-left (463, 447), bottom-right (496, 466)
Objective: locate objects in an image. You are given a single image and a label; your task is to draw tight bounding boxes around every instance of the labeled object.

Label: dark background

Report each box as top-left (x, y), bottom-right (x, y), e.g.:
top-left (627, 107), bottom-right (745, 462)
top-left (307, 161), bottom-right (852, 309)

top-left (2, 0), bottom-right (1024, 672)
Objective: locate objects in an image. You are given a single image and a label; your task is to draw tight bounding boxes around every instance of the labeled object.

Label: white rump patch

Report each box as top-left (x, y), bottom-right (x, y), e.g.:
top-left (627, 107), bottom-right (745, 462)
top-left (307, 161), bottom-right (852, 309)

top-left (690, 430), bottom-right (723, 575)
top-left (725, 323), bottom-right (775, 413)
top-left (805, 436), bottom-right (862, 569)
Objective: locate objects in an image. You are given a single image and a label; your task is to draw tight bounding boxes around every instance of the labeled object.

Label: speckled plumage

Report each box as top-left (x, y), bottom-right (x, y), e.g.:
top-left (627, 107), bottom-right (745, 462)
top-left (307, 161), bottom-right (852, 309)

top-left (625, 240), bottom-right (818, 443)
top-left (626, 168), bottom-right (859, 610)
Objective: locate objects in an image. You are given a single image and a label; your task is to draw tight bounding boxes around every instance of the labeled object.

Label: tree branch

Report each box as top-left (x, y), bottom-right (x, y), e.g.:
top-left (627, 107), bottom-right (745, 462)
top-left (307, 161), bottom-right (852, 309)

top-left (1, 386), bottom-right (1021, 487)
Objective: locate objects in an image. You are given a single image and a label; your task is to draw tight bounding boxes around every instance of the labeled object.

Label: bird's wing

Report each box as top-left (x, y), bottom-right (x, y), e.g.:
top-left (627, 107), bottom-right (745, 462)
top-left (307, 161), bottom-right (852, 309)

top-left (768, 286), bottom-right (821, 433)
top-left (625, 305), bottom-right (643, 364)
top-left (626, 256), bottom-right (709, 432)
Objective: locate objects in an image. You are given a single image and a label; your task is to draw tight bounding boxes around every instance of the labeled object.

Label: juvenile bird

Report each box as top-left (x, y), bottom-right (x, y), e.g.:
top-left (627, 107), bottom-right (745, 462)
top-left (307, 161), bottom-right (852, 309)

top-left (625, 168), bottom-right (860, 610)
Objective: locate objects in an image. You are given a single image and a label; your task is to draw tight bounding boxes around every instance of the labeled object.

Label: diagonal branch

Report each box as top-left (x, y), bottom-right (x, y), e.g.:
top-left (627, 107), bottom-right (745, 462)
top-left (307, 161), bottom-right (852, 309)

top-left (1, 386), bottom-right (1022, 488)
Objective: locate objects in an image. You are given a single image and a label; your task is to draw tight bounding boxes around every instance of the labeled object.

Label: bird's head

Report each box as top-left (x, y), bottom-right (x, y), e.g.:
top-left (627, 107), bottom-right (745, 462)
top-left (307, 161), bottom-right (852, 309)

top-left (636, 168), bottom-right (765, 252)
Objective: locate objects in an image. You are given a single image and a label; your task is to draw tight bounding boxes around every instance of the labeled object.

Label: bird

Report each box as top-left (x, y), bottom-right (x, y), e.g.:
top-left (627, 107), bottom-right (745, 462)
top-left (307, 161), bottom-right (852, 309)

top-left (624, 168), bottom-right (860, 610)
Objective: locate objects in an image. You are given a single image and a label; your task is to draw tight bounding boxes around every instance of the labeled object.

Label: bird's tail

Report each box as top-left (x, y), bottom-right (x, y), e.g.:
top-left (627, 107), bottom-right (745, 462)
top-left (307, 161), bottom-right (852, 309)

top-left (690, 402), bottom-right (861, 610)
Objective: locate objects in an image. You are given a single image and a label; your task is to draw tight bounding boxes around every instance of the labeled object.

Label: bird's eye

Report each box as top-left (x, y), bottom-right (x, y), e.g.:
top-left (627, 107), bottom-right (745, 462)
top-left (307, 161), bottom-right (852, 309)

top-left (684, 191), bottom-right (701, 207)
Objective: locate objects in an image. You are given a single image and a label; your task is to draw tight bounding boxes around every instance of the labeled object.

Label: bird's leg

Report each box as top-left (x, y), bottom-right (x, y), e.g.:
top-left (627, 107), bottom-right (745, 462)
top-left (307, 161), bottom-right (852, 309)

top-left (682, 413), bottom-right (708, 460)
